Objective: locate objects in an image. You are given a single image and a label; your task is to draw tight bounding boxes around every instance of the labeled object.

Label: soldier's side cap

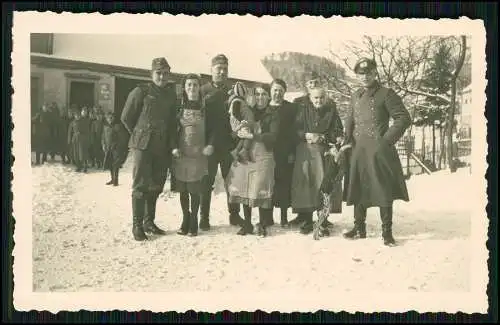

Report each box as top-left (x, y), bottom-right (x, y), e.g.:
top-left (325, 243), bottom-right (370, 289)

top-left (211, 54), bottom-right (228, 66)
top-left (151, 57), bottom-right (170, 70)
top-left (354, 58), bottom-right (377, 74)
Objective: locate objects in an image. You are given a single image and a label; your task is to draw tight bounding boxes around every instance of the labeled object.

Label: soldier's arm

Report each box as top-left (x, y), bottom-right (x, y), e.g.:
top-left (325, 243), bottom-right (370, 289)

top-left (382, 89), bottom-right (412, 146)
top-left (169, 105), bottom-right (180, 151)
top-left (120, 87), bottom-right (143, 135)
top-left (343, 96), bottom-right (355, 146)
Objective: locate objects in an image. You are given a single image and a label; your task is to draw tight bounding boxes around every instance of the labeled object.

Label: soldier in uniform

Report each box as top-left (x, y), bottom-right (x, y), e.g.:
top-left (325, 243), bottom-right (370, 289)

top-left (343, 58), bottom-right (411, 246)
top-left (121, 57), bottom-right (178, 241)
top-left (199, 54), bottom-right (244, 231)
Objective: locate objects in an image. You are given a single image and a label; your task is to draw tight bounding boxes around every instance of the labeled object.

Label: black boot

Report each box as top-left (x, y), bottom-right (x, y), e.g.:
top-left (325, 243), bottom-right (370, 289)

top-left (381, 206), bottom-right (396, 246)
top-left (178, 192), bottom-right (190, 235)
top-left (177, 213), bottom-right (190, 236)
top-left (343, 204), bottom-right (367, 239)
top-left (113, 168), bottom-right (119, 186)
top-left (288, 213), bottom-right (305, 227)
top-left (299, 213), bottom-right (314, 235)
top-left (143, 194), bottom-right (167, 235)
top-left (256, 208), bottom-right (271, 237)
top-left (280, 207), bottom-right (289, 228)
top-left (199, 191), bottom-right (211, 231)
top-left (132, 197), bottom-right (147, 241)
top-left (237, 205), bottom-right (254, 235)
top-left (106, 169), bottom-right (114, 185)
top-left (188, 193), bottom-right (200, 237)
top-left (229, 212), bottom-right (245, 226)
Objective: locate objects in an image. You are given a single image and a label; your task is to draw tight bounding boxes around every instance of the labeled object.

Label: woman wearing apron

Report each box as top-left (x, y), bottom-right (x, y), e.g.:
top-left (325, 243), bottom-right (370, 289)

top-left (172, 74), bottom-right (215, 237)
top-left (225, 82), bottom-right (280, 237)
top-left (291, 87), bottom-right (344, 235)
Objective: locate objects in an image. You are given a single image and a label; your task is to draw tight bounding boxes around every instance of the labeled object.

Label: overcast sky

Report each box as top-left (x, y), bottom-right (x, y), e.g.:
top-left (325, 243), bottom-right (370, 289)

top-left (48, 15), bottom-right (366, 82)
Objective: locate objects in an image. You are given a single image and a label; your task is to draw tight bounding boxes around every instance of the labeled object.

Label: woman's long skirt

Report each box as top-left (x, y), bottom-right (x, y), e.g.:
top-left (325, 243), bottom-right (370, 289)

top-left (226, 141), bottom-right (276, 209)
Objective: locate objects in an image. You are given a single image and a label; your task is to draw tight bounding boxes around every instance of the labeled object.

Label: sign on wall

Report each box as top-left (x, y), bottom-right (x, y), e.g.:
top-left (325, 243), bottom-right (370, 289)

top-left (99, 83), bottom-right (111, 101)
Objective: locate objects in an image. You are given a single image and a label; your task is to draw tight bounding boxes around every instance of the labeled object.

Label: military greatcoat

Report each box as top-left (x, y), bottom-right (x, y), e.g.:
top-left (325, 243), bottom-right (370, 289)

top-left (343, 82), bottom-right (411, 208)
top-left (121, 82), bottom-right (178, 198)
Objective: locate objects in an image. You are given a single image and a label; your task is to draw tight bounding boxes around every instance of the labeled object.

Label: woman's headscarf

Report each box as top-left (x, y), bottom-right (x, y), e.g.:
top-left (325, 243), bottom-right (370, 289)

top-left (181, 73), bottom-right (204, 106)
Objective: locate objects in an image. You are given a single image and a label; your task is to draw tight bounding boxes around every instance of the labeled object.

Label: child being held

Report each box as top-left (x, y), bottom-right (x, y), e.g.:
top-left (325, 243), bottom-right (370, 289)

top-left (228, 82), bottom-right (255, 164)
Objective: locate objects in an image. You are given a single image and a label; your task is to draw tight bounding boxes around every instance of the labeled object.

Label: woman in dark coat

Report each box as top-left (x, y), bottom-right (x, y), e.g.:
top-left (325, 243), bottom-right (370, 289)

top-left (102, 112), bottom-right (129, 186)
top-left (269, 80), bottom-right (299, 227)
top-left (171, 74), bottom-right (215, 237)
top-left (291, 87), bottom-right (344, 235)
top-left (31, 104), bottom-right (53, 165)
top-left (90, 109), bottom-right (105, 168)
top-left (343, 58), bottom-right (411, 246)
top-left (67, 107), bottom-right (92, 172)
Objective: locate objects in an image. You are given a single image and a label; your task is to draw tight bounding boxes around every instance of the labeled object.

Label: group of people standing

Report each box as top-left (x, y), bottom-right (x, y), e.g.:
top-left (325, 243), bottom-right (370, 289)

top-left (32, 103), bottom-right (128, 185)
top-left (120, 54), bottom-right (411, 247)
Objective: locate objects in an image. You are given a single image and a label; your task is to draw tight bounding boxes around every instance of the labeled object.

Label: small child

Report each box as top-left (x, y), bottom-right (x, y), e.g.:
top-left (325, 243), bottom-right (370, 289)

top-left (102, 112), bottom-right (128, 186)
top-left (228, 82), bottom-right (255, 164)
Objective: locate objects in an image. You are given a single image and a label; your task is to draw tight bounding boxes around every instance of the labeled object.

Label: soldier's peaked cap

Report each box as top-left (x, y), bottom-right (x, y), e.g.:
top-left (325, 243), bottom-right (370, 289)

top-left (151, 57), bottom-right (170, 70)
top-left (354, 57), bottom-right (377, 74)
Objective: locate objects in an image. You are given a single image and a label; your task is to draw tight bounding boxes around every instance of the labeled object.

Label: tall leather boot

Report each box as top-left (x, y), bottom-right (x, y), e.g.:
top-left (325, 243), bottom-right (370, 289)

top-left (299, 212), bottom-right (314, 235)
top-left (143, 193), bottom-right (167, 235)
top-left (238, 205), bottom-right (254, 235)
top-left (132, 196), bottom-right (147, 241)
top-left (256, 208), bottom-right (269, 237)
top-left (380, 206), bottom-right (396, 246)
top-left (188, 193), bottom-right (200, 237)
top-left (106, 169), bottom-right (114, 185)
top-left (113, 168), bottom-right (119, 186)
top-left (343, 204), bottom-right (367, 239)
top-left (177, 192), bottom-right (190, 235)
top-left (280, 207), bottom-right (289, 228)
top-left (199, 191), bottom-right (212, 231)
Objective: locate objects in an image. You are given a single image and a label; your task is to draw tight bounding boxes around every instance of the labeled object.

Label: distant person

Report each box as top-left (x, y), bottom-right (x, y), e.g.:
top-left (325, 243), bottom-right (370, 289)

top-left (102, 112), bottom-right (128, 186)
top-left (90, 108), bottom-right (105, 168)
top-left (67, 107), bottom-right (91, 173)
top-left (342, 58), bottom-right (411, 247)
top-left (199, 54), bottom-right (244, 231)
top-left (121, 57), bottom-right (178, 241)
top-left (58, 108), bottom-right (71, 164)
top-left (171, 74), bottom-right (215, 237)
top-left (31, 103), bottom-right (54, 165)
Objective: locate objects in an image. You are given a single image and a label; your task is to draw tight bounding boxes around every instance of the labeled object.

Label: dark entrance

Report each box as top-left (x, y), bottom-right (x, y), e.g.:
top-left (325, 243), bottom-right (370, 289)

top-left (69, 81), bottom-right (95, 109)
top-left (114, 77), bottom-right (146, 119)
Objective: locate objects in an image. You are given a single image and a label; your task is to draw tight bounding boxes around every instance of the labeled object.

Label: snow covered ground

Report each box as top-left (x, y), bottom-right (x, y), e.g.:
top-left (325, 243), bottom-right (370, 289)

top-left (32, 154), bottom-right (474, 293)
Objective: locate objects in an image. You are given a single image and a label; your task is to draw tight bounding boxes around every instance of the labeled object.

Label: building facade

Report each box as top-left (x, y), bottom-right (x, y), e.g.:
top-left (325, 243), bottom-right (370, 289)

top-left (30, 33), bottom-right (272, 118)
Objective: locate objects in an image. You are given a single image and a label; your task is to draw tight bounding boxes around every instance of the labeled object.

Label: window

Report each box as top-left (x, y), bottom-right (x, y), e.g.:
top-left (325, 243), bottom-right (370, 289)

top-left (30, 33), bottom-right (53, 54)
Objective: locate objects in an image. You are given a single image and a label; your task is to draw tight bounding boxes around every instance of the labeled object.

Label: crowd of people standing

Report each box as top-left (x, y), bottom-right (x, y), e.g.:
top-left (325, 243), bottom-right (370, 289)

top-left (119, 54), bottom-right (411, 247)
top-left (31, 103), bottom-right (128, 185)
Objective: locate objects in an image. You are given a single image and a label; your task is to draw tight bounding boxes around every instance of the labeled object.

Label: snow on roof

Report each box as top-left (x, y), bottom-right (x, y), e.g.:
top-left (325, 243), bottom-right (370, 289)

top-left (49, 34), bottom-right (273, 83)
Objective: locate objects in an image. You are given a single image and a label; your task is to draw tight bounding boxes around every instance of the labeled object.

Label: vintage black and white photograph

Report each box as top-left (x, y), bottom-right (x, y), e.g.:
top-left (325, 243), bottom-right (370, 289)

top-left (12, 12), bottom-right (488, 313)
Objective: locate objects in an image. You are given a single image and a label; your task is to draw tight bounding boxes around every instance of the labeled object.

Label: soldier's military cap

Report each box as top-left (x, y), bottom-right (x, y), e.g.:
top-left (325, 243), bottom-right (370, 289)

top-left (211, 54), bottom-right (228, 66)
top-left (151, 57), bottom-right (170, 70)
top-left (354, 57), bottom-right (377, 74)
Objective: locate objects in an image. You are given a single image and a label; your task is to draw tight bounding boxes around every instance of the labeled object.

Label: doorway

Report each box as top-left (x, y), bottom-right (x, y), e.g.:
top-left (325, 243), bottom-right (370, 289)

top-left (69, 81), bottom-right (95, 109)
top-left (114, 77), bottom-right (147, 119)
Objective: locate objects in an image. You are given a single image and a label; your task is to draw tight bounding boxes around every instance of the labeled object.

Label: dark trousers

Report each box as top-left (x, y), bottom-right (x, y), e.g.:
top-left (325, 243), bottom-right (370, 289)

top-left (354, 203), bottom-right (393, 226)
top-left (131, 149), bottom-right (169, 199)
top-left (200, 151), bottom-right (241, 219)
top-left (35, 152), bottom-right (47, 164)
